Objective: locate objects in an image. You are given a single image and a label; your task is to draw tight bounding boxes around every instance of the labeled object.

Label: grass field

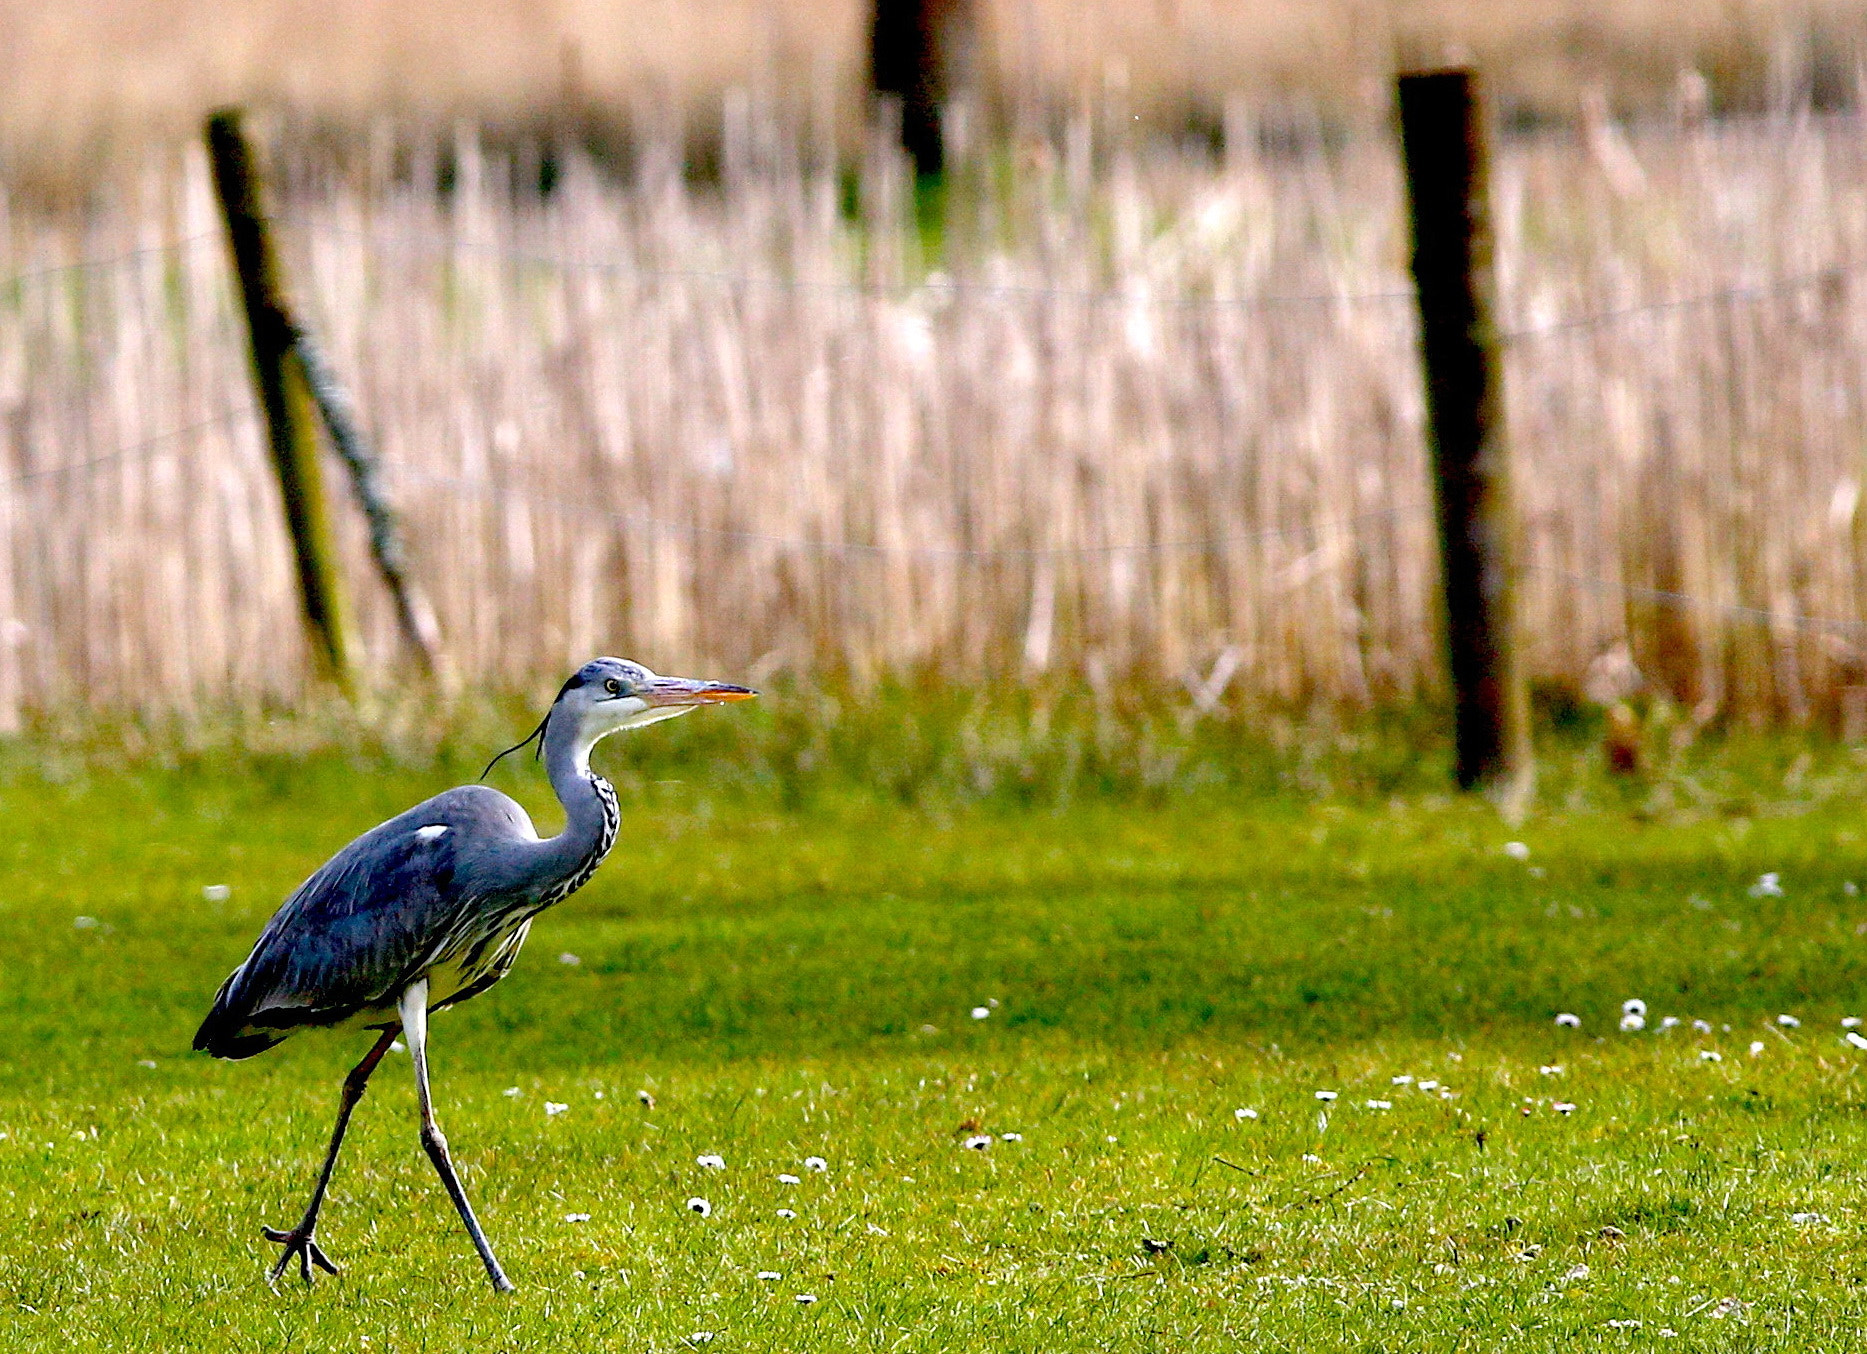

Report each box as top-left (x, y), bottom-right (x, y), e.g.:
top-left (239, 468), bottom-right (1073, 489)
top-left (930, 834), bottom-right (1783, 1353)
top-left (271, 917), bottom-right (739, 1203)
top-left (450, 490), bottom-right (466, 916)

top-left (5, 717), bottom-right (1867, 1349)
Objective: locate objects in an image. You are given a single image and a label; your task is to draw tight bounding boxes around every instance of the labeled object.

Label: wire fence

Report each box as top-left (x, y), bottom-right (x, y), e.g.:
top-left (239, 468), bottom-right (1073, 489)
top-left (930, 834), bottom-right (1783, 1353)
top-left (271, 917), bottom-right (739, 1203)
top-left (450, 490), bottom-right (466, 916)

top-left (29, 404), bottom-right (1867, 655)
top-left (8, 117), bottom-right (1867, 719)
top-left (5, 221), bottom-right (1857, 342)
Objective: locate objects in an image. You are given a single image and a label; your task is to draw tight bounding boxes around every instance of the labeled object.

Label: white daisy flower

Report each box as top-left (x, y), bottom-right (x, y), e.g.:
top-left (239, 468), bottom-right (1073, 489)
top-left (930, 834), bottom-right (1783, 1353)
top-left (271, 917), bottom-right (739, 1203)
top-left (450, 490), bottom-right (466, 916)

top-left (1791, 1212), bottom-right (1825, 1225)
top-left (1538, 1065), bottom-right (1563, 1076)
top-left (1620, 1013), bottom-right (1646, 1032)
top-left (1418, 1080), bottom-right (1440, 1092)
top-left (778, 1173), bottom-right (801, 1184)
top-left (1555, 1013), bottom-right (1581, 1028)
top-left (1845, 1016), bottom-right (1864, 1029)
top-left (1314, 1090), bottom-right (1338, 1102)
top-left (963, 1134), bottom-right (993, 1150)
top-left (1502, 841), bottom-right (1531, 861)
top-left (757, 1271), bottom-right (781, 1281)
top-left (1366, 1099), bottom-right (1393, 1110)
top-left (696, 1153), bottom-right (726, 1170)
top-left (1000, 1131), bottom-right (1023, 1141)
top-left (1234, 1108), bottom-right (1259, 1121)
top-left (795, 1293), bottom-right (817, 1305)
top-left (1659, 1016), bottom-right (1681, 1031)
top-left (1847, 1032), bottom-right (1867, 1051)
top-left (637, 1089), bottom-right (655, 1107)
top-left (545, 1102), bottom-right (569, 1116)
top-left (503, 1087), bottom-right (521, 1098)
top-left (1778, 1014), bottom-right (1801, 1028)
top-left (970, 1006), bottom-right (990, 1020)
top-left (1302, 1153), bottom-right (1322, 1163)
top-left (1749, 1040), bottom-right (1766, 1056)
top-left (1698, 1050), bottom-right (1722, 1062)
top-left (1391, 1074), bottom-right (1414, 1085)
top-left (687, 1197), bottom-right (712, 1217)
top-left (1553, 1101), bottom-right (1577, 1114)
top-left (804, 1156), bottom-right (828, 1172)
top-left (565, 1212), bottom-right (591, 1222)
top-left (1693, 1019), bottom-right (1713, 1033)
top-left (1623, 998), bottom-right (1647, 1018)
top-left (777, 1208), bottom-right (797, 1219)
top-left (1750, 873), bottom-right (1784, 897)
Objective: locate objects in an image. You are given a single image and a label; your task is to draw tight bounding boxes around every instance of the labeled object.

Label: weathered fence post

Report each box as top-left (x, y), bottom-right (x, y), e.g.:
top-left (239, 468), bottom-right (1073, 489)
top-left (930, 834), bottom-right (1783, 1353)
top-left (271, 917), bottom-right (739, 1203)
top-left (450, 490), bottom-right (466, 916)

top-left (870, 0), bottom-right (976, 176)
top-left (1396, 69), bottom-right (1532, 808)
top-left (206, 108), bottom-right (355, 694)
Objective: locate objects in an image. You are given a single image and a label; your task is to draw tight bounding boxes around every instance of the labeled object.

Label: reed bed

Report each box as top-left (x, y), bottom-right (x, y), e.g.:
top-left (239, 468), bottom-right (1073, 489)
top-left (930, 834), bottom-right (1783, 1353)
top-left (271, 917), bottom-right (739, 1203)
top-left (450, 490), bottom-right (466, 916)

top-left (2, 106), bottom-right (1867, 725)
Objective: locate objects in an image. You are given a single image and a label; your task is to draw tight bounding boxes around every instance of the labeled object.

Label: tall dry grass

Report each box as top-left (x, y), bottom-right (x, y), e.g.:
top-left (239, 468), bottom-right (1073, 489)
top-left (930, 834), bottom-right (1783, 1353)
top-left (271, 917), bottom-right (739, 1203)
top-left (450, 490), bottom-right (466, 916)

top-left (3, 104), bottom-right (1867, 725)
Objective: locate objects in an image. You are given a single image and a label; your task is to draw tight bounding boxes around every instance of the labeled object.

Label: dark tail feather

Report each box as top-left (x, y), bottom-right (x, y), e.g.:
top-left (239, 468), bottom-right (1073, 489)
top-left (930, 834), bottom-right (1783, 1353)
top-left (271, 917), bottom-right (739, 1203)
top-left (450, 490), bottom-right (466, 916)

top-left (194, 969), bottom-right (285, 1061)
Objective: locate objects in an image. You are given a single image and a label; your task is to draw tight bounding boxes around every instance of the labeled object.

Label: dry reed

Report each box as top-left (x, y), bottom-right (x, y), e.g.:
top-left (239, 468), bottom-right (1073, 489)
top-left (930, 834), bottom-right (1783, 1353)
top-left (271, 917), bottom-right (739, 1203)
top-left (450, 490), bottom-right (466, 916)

top-left (3, 103), bottom-right (1867, 725)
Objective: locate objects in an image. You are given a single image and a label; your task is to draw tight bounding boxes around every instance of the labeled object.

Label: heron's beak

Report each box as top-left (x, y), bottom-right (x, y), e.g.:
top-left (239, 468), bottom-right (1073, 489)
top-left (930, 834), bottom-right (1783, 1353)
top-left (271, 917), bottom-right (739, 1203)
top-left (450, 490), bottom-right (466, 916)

top-left (641, 677), bottom-right (758, 708)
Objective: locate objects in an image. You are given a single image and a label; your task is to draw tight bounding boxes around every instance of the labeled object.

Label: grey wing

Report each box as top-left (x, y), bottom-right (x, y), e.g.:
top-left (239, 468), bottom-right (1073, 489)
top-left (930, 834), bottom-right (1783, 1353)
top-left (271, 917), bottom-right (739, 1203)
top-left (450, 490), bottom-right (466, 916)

top-left (193, 786), bottom-right (531, 1059)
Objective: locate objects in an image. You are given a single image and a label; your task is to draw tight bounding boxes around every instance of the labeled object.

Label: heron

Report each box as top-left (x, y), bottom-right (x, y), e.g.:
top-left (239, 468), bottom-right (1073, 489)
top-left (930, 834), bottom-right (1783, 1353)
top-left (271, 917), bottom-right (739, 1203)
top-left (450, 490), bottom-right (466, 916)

top-left (193, 657), bottom-right (755, 1292)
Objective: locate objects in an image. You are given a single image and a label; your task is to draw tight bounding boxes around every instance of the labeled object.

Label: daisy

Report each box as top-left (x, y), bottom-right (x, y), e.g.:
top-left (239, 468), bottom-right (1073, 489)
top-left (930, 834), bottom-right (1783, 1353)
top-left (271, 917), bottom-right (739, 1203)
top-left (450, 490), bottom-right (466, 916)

top-left (1555, 1013), bottom-right (1581, 1028)
top-left (687, 1197), bottom-right (712, 1217)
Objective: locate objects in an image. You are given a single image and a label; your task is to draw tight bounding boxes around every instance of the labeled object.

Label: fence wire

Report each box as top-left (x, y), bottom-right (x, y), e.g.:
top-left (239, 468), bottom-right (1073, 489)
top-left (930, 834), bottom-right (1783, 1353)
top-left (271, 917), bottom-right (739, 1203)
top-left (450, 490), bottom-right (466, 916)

top-left (12, 401), bottom-right (1867, 666)
top-left (0, 233), bottom-right (217, 295)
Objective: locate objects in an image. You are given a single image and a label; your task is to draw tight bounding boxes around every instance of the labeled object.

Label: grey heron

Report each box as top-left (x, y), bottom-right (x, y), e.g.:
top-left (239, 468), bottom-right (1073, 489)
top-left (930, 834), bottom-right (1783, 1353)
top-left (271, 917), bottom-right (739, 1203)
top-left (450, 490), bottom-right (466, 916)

top-left (194, 657), bottom-right (755, 1292)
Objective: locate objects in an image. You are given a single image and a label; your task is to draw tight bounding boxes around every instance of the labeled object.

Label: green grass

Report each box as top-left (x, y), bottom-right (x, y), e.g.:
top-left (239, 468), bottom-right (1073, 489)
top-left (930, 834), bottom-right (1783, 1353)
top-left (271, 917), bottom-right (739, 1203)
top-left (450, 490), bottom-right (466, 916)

top-left (5, 721), bottom-right (1867, 1349)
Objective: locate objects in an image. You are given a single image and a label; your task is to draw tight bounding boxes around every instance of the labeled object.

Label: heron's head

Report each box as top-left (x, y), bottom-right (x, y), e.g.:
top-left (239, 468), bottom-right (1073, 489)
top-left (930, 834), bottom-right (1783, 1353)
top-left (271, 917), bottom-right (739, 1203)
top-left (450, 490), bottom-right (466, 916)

top-left (558, 656), bottom-right (756, 738)
top-left (482, 657), bottom-right (755, 779)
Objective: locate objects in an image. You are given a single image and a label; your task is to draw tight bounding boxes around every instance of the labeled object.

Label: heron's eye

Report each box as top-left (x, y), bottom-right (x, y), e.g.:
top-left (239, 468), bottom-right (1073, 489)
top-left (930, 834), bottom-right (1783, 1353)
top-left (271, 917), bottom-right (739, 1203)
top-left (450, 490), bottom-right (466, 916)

top-left (604, 677), bottom-right (623, 696)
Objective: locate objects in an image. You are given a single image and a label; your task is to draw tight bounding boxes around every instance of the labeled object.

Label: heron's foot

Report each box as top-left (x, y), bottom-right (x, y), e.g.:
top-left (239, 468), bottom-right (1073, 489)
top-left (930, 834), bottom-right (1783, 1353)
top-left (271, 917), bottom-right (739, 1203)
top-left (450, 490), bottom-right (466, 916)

top-left (263, 1223), bottom-right (340, 1288)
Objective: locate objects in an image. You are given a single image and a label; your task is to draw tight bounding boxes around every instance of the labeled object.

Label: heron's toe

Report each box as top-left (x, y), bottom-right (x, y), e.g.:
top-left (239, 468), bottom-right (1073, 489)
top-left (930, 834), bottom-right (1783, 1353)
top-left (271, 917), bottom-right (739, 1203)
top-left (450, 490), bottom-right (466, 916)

top-left (263, 1225), bottom-right (340, 1288)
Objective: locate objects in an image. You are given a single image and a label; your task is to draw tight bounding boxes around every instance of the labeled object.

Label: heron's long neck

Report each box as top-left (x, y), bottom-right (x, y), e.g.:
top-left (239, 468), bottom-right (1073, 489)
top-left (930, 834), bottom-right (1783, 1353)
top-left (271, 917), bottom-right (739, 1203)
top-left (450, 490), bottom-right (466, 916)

top-left (536, 713), bottom-right (620, 898)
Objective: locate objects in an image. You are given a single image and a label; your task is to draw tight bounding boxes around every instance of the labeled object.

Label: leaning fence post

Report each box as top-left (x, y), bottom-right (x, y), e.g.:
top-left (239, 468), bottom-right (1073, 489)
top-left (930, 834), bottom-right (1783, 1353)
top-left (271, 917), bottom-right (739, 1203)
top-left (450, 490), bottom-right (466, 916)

top-left (1397, 69), bottom-right (1532, 809)
top-left (206, 108), bottom-right (355, 695)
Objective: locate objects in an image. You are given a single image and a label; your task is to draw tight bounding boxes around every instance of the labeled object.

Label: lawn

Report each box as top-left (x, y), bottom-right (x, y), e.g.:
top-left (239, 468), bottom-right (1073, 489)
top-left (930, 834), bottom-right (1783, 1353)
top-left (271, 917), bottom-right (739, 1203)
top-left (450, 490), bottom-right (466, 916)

top-left (3, 719), bottom-right (1867, 1350)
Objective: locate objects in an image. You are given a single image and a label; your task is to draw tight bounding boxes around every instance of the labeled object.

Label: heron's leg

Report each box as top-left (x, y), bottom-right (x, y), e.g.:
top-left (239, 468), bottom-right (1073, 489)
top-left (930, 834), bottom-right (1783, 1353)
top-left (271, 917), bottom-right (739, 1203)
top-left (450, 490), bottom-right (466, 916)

top-left (398, 979), bottom-right (516, 1293)
top-left (264, 1024), bottom-right (400, 1287)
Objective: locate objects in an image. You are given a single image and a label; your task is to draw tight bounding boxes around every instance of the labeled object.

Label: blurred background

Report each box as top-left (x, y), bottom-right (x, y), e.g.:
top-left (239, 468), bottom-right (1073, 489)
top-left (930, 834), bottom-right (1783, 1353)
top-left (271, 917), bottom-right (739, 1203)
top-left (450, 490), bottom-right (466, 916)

top-left (5, 0), bottom-right (1867, 736)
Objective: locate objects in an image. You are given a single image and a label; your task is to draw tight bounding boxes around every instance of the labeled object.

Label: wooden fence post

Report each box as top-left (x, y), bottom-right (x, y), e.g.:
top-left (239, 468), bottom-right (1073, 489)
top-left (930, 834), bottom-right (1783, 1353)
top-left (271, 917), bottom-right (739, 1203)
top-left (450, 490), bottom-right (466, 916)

top-left (870, 0), bottom-right (976, 176)
top-left (1396, 69), bottom-right (1532, 808)
top-left (206, 108), bottom-right (355, 695)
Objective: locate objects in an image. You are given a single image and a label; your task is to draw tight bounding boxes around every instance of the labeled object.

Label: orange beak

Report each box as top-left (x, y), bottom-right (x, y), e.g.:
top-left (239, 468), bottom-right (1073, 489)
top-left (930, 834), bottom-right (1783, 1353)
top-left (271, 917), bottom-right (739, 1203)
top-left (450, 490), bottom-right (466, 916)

top-left (641, 677), bottom-right (758, 707)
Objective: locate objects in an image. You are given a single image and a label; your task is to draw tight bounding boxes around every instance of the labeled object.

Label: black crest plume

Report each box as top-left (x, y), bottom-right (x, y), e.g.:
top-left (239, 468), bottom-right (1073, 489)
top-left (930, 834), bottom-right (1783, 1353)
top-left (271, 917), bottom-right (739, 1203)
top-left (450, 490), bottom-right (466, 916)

top-left (479, 672), bottom-right (587, 781)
